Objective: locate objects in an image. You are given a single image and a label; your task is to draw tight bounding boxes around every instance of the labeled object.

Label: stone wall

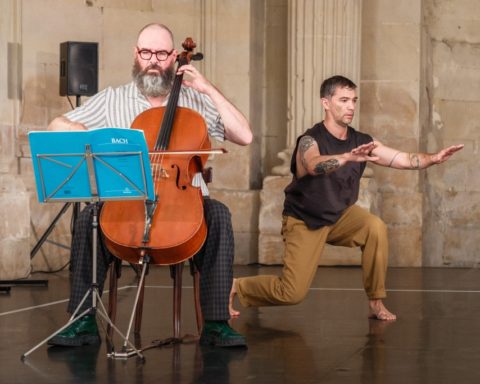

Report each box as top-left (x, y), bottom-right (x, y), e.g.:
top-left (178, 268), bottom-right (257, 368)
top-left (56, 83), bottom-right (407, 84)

top-left (422, 0), bottom-right (480, 267)
top-left (360, 0), bottom-right (425, 266)
top-left (359, 0), bottom-right (479, 267)
top-left (0, 0), bottom-right (478, 279)
top-left (0, 1), bottom-right (31, 279)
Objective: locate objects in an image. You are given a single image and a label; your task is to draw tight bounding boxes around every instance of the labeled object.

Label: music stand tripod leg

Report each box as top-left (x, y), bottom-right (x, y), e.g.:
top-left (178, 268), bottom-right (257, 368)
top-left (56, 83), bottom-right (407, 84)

top-left (89, 203), bottom-right (145, 360)
top-left (21, 203), bottom-right (145, 361)
top-left (107, 254), bottom-right (150, 359)
top-left (21, 304), bottom-right (93, 360)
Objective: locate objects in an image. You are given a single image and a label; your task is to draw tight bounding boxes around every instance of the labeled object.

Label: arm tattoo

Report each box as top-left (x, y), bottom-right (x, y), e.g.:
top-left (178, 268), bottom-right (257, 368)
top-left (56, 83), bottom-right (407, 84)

top-left (388, 151), bottom-right (401, 167)
top-left (298, 136), bottom-right (315, 170)
top-left (298, 135), bottom-right (340, 175)
top-left (409, 153), bottom-right (421, 169)
top-left (314, 158), bottom-right (340, 175)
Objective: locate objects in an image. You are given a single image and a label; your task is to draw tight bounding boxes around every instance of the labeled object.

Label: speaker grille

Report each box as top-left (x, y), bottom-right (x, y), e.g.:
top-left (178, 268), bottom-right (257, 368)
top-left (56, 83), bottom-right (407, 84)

top-left (59, 41), bottom-right (98, 96)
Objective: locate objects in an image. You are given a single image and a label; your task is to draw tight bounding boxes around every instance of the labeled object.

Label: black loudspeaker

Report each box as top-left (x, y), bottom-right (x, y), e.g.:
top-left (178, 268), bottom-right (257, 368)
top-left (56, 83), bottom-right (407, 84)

top-left (59, 41), bottom-right (98, 96)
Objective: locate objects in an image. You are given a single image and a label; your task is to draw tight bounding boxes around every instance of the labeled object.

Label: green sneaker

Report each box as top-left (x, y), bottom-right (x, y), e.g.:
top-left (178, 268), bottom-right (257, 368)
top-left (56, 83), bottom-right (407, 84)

top-left (200, 321), bottom-right (247, 348)
top-left (48, 315), bottom-right (100, 347)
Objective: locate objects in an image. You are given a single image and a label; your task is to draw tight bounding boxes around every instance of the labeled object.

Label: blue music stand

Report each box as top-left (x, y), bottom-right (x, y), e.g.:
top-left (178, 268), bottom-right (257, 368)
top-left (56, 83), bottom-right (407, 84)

top-left (23, 128), bottom-right (155, 361)
top-left (29, 128), bottom-right (155, 203)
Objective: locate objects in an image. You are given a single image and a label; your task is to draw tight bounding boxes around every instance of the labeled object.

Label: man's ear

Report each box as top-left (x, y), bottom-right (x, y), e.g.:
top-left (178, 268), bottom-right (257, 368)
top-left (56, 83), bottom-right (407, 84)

top-left (171, 49), bottom-right (179, 62)
top-left (321, 97), bottom-right (330, 111)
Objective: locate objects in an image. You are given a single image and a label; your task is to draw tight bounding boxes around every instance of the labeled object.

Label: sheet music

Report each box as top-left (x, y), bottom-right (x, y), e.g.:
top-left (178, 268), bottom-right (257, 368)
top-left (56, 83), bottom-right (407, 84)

top-left (28, 128), bottom-right (155, 203)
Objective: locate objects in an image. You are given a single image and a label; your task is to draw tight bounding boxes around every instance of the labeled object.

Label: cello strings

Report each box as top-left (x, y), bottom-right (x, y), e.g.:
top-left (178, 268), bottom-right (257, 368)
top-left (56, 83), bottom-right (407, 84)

top-left (158, 66), bottom-right (183, 151)
top-left (151, 56), bottom-right (187, 185)
top-left (156, 66), bottom-right (182, 151)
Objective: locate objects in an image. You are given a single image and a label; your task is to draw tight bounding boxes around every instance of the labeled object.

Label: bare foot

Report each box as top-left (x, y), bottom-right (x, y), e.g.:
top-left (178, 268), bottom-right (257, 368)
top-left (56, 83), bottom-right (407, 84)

top-left (229, 278), bottom-right (240, 318)
top-left (368, 299), bottom-right (396, 321)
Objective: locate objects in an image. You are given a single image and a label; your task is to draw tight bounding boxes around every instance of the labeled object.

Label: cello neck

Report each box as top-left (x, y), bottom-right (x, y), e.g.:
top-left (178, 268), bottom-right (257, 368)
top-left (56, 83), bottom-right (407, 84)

top-left (154, 38), bottom-right (203, 151)
top-left (154, 62), bottom-right (184, 151)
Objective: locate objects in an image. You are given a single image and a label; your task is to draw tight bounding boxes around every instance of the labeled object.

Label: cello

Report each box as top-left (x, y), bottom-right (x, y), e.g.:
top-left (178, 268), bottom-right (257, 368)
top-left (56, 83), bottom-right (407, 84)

top-left (100, 38), bottom-right (212, 265)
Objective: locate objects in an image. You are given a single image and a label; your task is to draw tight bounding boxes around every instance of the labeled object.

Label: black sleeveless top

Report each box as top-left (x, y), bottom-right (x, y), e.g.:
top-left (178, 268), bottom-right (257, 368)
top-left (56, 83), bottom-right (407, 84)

top-left (283, 122), bottom-right (373, 229)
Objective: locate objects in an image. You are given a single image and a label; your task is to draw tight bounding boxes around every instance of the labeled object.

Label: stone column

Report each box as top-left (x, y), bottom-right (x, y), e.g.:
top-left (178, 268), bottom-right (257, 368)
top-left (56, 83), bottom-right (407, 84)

top-left (259, 0), bottom-right (375, 265)
top-left (287, 0), bottom-right (362, 147)
top-left (0, 0), bottom-right (31, 279)
top-left (198, 0), bottom-right (260, 265)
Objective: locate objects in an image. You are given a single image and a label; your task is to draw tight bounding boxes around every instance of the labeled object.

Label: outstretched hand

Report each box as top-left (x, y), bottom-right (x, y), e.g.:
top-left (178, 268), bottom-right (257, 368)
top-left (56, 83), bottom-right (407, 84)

top-left (348, 142), bottom-right (379, 163)
top-left (431, 144), bottom-right (464, 164)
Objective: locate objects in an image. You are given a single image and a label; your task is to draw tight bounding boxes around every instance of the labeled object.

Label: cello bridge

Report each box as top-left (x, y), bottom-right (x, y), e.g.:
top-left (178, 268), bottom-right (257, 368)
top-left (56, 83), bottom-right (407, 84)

top-left (152, 164), bottom-right (170, 179)
top-left (160, 168), bottom-right (170, 178)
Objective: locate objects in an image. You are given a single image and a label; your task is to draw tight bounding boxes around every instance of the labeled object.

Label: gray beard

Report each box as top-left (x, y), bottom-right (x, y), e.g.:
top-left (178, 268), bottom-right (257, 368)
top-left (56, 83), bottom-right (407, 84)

top-left (132, 60), bottom-right (175, 98)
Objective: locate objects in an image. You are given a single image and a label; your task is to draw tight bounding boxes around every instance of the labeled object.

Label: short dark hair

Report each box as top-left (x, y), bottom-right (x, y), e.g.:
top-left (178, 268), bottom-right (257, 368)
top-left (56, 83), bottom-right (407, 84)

top-left (320, 75), bottom-right (357, 98)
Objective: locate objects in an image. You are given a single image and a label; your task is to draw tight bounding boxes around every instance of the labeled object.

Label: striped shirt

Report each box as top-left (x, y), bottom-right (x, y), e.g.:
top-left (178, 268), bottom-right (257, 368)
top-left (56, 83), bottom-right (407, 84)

top-left (64, 81), bottom-right (225, 195)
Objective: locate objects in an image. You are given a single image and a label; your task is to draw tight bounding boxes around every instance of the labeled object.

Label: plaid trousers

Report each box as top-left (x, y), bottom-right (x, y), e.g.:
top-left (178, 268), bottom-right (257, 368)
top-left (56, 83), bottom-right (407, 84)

top-left (68, 198), bottom-right (234, 321)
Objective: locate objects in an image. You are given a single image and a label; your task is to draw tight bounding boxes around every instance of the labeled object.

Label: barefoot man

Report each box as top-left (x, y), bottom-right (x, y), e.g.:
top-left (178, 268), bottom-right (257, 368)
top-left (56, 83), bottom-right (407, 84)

top-left (230, 75), bottom-right (463, 322)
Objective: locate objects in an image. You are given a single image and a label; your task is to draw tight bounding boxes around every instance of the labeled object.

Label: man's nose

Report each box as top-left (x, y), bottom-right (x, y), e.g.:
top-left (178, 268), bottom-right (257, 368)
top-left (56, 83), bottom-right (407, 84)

top-left (148, 53), bottom-right (161, 64)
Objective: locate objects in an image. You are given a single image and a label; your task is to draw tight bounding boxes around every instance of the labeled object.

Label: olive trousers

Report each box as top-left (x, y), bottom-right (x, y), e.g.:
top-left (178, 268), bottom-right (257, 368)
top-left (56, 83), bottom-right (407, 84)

top-left (236, 205), bottom-right (389, 307)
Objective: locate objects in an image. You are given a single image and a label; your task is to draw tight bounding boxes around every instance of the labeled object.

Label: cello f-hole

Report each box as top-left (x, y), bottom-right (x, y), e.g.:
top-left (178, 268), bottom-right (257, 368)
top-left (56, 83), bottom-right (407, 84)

top-left (171, 164), bottom-right (188, 190)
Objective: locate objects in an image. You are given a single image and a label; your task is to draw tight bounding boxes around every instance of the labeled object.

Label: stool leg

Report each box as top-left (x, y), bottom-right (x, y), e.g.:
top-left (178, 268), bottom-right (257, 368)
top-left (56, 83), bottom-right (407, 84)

top-left (107, 263), bottom-right (118, 344)
top-left (189, 259), bottom-right (203, 334)
top-left (134, 267), bottom-right (146, 335)
top-left (107, 258), bottom-right (123, 345)
top-left (171, 263), bottom-right (184, 339)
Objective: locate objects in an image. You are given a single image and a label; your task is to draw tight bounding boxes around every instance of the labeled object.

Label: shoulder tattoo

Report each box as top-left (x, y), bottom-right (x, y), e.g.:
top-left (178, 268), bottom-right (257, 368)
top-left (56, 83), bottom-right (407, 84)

top-left (298, 136), bottom-right (315, 156)
top-left (298, 135), bottom-right (315, 170)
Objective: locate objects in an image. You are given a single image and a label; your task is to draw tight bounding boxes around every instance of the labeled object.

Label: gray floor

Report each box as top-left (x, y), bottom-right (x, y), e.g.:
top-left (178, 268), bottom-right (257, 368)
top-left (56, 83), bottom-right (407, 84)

top-left (1, 265), bottom-right (480, 383)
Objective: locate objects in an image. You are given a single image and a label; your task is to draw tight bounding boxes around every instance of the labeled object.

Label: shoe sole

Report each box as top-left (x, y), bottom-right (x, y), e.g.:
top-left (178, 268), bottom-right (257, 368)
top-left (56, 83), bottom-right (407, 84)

top-left (199, 335), bottom-right (247, 348)
top-left (48, 334), bottom-right (101, 347)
